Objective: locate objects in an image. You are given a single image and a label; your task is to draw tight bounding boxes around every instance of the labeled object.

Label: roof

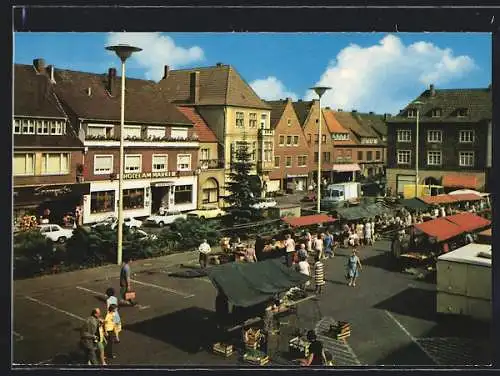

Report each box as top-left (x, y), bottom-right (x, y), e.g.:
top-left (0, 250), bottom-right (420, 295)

top-left (159, 64), bottom-right (271, 110)
top-left (266, 100), bottom-right (289, 128)
top-left (415, 217), bottom-right (464, 242)
top-left (353, 112), bottom-right (388, 138)
top-left (206, 259), bottom-right (309, 307)
top-left (292, 100), bottom-right (315, 127)
top-left (282, 214), bottom-right (336, 228)
top-left (388, 87), bottom-right (491, 123)
top-left (442, 174), bottom-right (478, 189)
top-left (14, 65), bottom-right (67, 118)
top-left (448, 193), bottom-right (482, 202)
top-left (420, 194), bottom-right (457, 205)
top-left (334, 111), bottom-right (379, 138)
top-left (323, 109), bottom-right (350, 133)
top-left (53, 68), bottom-right (192, 125)
top-left (437, 243), bottom-right (491, 267)
top-left (399, 198), bottom-right (431, 211)
top-left (445, 213), bottom-right (491, 233)
top-left (176, 106), bottom-right (218, 143)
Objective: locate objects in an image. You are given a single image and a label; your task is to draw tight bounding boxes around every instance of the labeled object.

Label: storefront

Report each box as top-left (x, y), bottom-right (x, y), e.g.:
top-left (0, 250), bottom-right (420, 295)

top-left (284, 174), bottom-right (308, 193)
top-left (13, 183), bottom-right (90, 225)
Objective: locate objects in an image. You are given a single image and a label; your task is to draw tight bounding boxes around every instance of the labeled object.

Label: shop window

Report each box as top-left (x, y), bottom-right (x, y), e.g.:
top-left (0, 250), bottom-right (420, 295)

top-left (175, 185), bottom-right (193, 204)
top-left (171, 127), bottom-right (188, 139)
top-left (152, 154), bottom-right (168, 172)
top-left (249, 113), bottom-right (257, 128)
top-left (41, 153), bottom-right (70, 175)
top-left (94, 155), bottom-right (114, 175)
top-left (125, 155), bottom-right (142, 173)
top-left (177, 154), bottom-right (191, 171)
top-left (124, 125), bottom-right (142, 139)
top-left (13, 153), bottom-right (35, 176)
top-left (90, 190), bottom-right (115, 213)
top-left (147, 126), bottom-right (165, 139)
top-left (123, 188), bottom-right (145, 209)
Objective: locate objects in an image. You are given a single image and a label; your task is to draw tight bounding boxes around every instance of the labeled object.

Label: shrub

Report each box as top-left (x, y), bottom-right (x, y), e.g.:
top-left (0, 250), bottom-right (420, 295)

top-left (161, 217), bottom-right (220, 251)
top-left (13, 230), bottom-right (55, 278)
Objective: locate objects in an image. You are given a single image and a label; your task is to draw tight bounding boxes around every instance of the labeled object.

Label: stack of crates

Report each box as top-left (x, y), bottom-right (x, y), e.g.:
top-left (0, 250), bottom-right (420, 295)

top-left (244, 328), bottom-right (262, 350)
top-left (329, 321), bottom-right (351, 340)
top-left (212, 342), bottom-right (234, 357)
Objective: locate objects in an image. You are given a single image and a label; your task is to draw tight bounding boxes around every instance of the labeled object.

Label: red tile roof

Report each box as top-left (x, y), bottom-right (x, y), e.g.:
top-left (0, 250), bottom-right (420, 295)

top-left (414, 217), bottom-right (463, 242)
top-left (448, 193), bottom-right (482, 202)
top-left (176, 106), bottom-right (218, 143)
top-left (445, 213), bottom-right (491, 233)
top-left (323, 109), bottom-right (349, 133)
top-left (420, 195), bottom-right (457, 205)
top-left (442, 174), bottom-right (478, 189)
top-left (282, 214), bottom-right (337, 228)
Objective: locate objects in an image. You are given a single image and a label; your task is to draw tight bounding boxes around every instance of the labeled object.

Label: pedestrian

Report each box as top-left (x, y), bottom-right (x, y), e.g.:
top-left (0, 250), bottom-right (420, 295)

top-left (323, 230), bottom-right (334, 258)
top-left (371, 218), bottom-right (376, 242)
top-left (346, 248), bottom-right (362, 287)
top-left (296, 330), bottom-right (328, 366)
top-left (119, 257), bottom-right (136, 306)
top-left (305, 232), bottom-right (313, 253)
top-left (104, 304), bottom-right (118, 360)
top-left (284, 234), bottom-right (296, 267)
top-left (313, 254), bottom-right (325, 295)
top-left (261, 300), bottom-right (279, 356)
top-left (96, 317), bottom-right (107, 365)
top-left (356, 222), bottom-right (364, 246)
top-left (79, 308), bottom-right (101, 365)
top-left (244, 241), bottom-right (258, 262)
top-left (296, 254), bottom-right (311, 290)
top-left (298, 243), bottom-right (308, 260)
top-left (440, 205), bottom-right (446, 217)
top-left (198, 239), bottom-right (211, 268)
top-left (105, 288), bottom-right (122, 342)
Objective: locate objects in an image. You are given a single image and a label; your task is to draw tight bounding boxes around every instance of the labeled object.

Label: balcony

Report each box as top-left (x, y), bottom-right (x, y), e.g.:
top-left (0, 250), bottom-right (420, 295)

top-left (83, 134), bottom-right (200, 148)
top-left (258, 128), bottom-right (275, 137)
top-left (257, 160), bottom-right (274, 172)
top-left (85, 134), bottom-right (200, 142)
top-left (199, 159), bottom-right (225, 170)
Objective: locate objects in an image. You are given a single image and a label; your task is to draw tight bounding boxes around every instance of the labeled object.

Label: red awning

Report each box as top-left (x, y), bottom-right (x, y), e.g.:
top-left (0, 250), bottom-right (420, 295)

top-left (282, 214), bottom-right (337, 228)
top-left (442, 174), bottom-right (478, 189)
top-left (447, 193), bottom-right (482, 202)
top-left (445, 213), bottom-right (491, 233)
top-left (420, 194), bottom-right (456, 205)
top-left (414, 217), bottom-right (464, 242)
top-left (333, 164), bottom-right (361, 172)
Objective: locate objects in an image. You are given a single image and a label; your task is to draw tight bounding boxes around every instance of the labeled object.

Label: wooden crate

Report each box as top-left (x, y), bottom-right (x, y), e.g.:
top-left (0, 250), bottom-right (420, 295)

top-left (212, 342), bottom-right (234, 357)
top-left (289, 336), bottom-right (310, 358)
top-left (243, 351), bottom-right (270, 365)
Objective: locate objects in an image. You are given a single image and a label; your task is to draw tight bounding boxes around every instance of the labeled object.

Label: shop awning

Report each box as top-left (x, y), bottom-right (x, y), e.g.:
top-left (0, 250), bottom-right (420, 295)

top-left (414, 217), bottom-right (464, 242)
top-left (445, 213), bottom-right (491, 233)
top-left (13, 183), bottom-right (91, 206)
top-left (447, 193), bottom-right (482, 202)
top-left (206, 259), bottom-right (309, 307)
top-left (442, 174), bottom-right (478, 189)
top-left (282, 214), bottom-right (337, 228)
top-left (399, 198), bottom-right (431, 211)
top-left (333, 163), bottom-right (361, 172)
top-left (420, 194), bottom-right (456, 205)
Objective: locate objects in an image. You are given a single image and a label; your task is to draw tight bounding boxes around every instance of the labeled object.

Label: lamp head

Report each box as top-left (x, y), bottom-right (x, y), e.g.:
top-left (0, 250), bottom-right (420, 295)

top-left (310, 86), bottom-right (332, 98)
top-left (412, 100), bottom-right (425, 108)
top-left (105, 44), bottom-right (142, 62)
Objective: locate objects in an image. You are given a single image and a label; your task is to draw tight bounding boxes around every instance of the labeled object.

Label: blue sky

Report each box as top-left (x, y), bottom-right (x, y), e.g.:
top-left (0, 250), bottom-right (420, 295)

top-left (14, 32), bottom-right (491, 114)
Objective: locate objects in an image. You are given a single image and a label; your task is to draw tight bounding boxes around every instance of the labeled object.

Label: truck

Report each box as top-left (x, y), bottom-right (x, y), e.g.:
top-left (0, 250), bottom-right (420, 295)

top-left (403, 184), bottom-right (444, 199)
top-left (320, 182), bottom-right (361, 210)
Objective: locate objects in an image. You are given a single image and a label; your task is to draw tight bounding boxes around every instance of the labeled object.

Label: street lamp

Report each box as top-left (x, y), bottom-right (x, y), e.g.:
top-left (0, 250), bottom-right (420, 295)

top-left (310, 86), bottom-right (332, 213)
top-left (106, 44), bottom-right (142, 265)
top-left (413, 100), bottom-right (425, 198)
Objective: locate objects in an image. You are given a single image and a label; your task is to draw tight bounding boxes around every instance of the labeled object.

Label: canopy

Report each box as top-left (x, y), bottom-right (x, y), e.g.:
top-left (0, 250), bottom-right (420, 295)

top-left (445, 212), bottom-right (491, 233)
top-left (420, 194), bottom-right (457, 205)
top-left (448, 193), bottom-right (482, 202)
top-left (332, 163), bottom-right (361, 172)
top-left (399, 198), bottom-right (431, 211)
top-left (414, 217), bottom-right (464, 242)
top-left (206, 259), bottom-right (310, 307)
top-left (282, 214), bottom-right (336, 228)
top-left (442, 174), bottom-right (478, 189)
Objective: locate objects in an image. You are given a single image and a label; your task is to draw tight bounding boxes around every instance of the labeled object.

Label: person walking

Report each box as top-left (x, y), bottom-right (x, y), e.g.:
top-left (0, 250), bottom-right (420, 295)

top-left (284, 234), bottom-right (296, 267)
top-left (296, 254), bottom-right (311, 290)
top-left (346, 248), bottom-right (362, 287)
top-left (96, 317), bottom-right (107, 365)
top-left (79, 308), bottom-right (101, 365)
top-left (298, 243), bottom-right (308, 260)
top-left (105, 288), bottom-right (122, 342)
top-left (313, 254), bottom-right (325, 295)
top-left (104, 304), bottom-right (118, 360)
top-left (198, 239), bottom-right (211, 268)
top-left (119, 257), bottom-right (136, 306)
top-left (305, 232), bottom-right (313, 253)
top-left (313, 233), bottom-right (324, 260)
top-left (323, 231), bottom-right (334, 258)
top-left (364, 221), bottom-right (372, 246)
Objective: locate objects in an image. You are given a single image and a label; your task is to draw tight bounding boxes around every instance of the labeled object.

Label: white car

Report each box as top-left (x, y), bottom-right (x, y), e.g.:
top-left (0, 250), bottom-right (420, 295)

top-left (130, 227), bottom-right (158, 241)
top-left (38, 224), bottom-right (74, 243)
top-left (251, 198), bottom-right (278, 210)
top-left (145, 210), bottom-right (186, 227)
top-left (91, 216), bottom-right (143, 230)
top-left (186, 207), bottom-right (227, 219)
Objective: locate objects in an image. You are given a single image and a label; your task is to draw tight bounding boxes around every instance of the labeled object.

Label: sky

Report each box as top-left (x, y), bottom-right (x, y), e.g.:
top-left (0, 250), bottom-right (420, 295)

top-left (14, 32), bottom-right (491, 115)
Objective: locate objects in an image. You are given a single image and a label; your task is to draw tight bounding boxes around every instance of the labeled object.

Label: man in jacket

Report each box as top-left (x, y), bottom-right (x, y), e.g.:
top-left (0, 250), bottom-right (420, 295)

top-left (80, 308), bottom-right (101, 365)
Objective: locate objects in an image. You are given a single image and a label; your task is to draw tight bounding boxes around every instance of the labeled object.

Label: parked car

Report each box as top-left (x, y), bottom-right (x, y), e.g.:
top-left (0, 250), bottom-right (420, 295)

top-left (144, 210), bottom-right (186, 227)
top-left (186, 207), bottom-right (227, 219)
top-left (251, 198), bottom-right (278, 210)
top-left (129, 227), bottom-right (158, 241)
top-left (91, 215), bottom-right (143, 230)
top-left (38, 224), bottom-right (74, 243)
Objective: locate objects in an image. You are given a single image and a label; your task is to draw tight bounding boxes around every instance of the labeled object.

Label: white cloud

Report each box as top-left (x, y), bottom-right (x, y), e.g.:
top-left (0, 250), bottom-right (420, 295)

top-left (106, 32), bottom-right (204, 81)
top-left (250, 76), bottom-right (298, 101)
top-left (305, 34), bottom-right (477, 114)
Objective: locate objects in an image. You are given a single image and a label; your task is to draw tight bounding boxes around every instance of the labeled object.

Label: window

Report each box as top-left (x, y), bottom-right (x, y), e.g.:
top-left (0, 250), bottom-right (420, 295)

top-left (21, 120), bottom-right (35, 134)
top-left (427, 130), bottom-right (442, 143)
top-left (147, 126), bottom-right (165, 139)
top-left (279, 135), bottom-right (285, 146)
top-left (287, 119), bottom-right (292, 127)
top-left (357, 151), bottom-right (363, 161)
top-left (177, 154), bottom-right (191, 171)
top-left (152, 154), bottom-right (168, 172)
top-left (90, 191), bottom-right (115, 213)
top-left (286, 135), bottom-right (292, 146)
top-left (260, 114), bottom-right (267, 128)
top-left (13, 153), bottom-right (34, 176)
top-left (315, 134), bottom-right (319, 143)
top-left (50, 121), bottom-right (64, 135)
top-left (94, 155), bottom-right (114, 175)
top-left (13, 119), bottom-right (21, 134)
top-left (123, 125), bottom-right (142, 139)
top-left (397, 130), bottom-right (411, 142)
top-left (264, 141), bottom-right (273, 162)
top-left (361, 138), bottom-right (378, 145)
top-left (235, 112), bottom-right (244, 127)
top-left (367, 151), bottom-right (373, 161)
top-left (249, 113), bottom-right (257, 128)
top-left (332, 133), bottom-right (349, 141)
top-left (251, 141), bottom-right (257, 161)
top-left (41, 153), bottom-right (70, 175)
top-left (123, 188), bottom-right (145, 209)
top-left (274, 156), bottom-right (280, 168)
top-left (201, 148), bottom-right (210, 160)
top-left (174, 185), bottom-right (193, 204)
top-left (314, 152), bottom-right (318, 162)
top-left (171, 127), bottom-right (188, 139)
top-left (344, 150), bottom-right (352, 160)
top-left (298, 155), bottom-right (307, 167)
top-left (323, 152), bottom-right (331, 162)
top-left (432, 108), bottom-right (442, 118)
top-left (397, 150), bottom-right (411, 165)
top-left (407, 109), bottom-right (417, 118)
top-left (87, 124), bottom-right (113, 138)
top-left (125, 155), bottom-right (142, 173)
top-left (459, 130), bottom-right (474, 143)
top-left (308, 134), bottom-right (312, 142)
top-left (286, 156), bottom-right (292, 167)
top-left (36, 120), bottom-right (48, 135)
top-left (459, 151), bottom-right (474, 167)
top-left (375, 151), bottom-right (381, 160)
top-left (322, 135), bottom-right (327, 143)
top-left (457, 108), bottom-right (468, 117)
top-left (427, 151), bottom-right (442, 166)
top-left (293, 135), bottom-right (299, 146)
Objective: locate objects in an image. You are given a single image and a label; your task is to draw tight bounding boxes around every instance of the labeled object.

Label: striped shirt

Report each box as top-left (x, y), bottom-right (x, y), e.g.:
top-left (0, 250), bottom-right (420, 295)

top-left (314, 261), bottom-right (325, 286)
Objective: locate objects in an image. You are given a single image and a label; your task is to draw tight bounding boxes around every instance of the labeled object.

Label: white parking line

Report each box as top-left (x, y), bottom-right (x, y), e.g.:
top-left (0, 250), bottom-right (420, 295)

top-left (384, 310), bottom-right (440, 365)
top-left (13, 331), bottom-right (24, 341)
top-left (24, 296), bottom-right (85, 322)
top-left (75, 286), bottom-right (150, 310)
top-left (130, 279), bottom-right (194, 298)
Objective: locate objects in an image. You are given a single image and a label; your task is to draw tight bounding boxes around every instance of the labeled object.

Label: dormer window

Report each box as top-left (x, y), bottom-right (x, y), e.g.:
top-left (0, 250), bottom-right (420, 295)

top-left (407, 109), bottom-right (417, 118)
top-left (457, 108), bottom-right (468, 117)
top-left (431, 108), bottom-right (442, 118)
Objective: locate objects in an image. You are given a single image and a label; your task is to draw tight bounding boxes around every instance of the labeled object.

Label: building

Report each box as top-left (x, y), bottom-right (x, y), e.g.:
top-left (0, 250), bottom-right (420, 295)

top-left (50, 63), bottom-right (199, 224)
top-left (266, 98), bottom-right (311, 193)
top-left (158, 63), bottom-right (273, 199)
top-left (177, 106), bottom-right (225, 208)
top-left (352, 111), bottom-right (388, 168)
top-left (386, 84), bottom-right (492, 195)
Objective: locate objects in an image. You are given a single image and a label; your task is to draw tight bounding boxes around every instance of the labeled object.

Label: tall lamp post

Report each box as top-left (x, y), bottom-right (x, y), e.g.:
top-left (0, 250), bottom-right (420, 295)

top-left (310, 86), bottom-right (331, 213)
top-left (105, 44), bottom-right (142, 265)
top-left (412, 100), bottom-right (424, 198)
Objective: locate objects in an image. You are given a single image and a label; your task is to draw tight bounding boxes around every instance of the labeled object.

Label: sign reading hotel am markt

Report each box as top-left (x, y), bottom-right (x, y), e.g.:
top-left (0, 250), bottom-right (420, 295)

top-left (123, 171), bottom-right (182, 180)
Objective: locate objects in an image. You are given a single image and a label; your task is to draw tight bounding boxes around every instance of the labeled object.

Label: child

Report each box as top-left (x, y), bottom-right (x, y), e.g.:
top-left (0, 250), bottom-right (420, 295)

top-left (314, 255), bottom-right (325, 294)
top-left (104, 304), bottom-right (118, 360)
top-left (105, 288), bottom-right (122, 342)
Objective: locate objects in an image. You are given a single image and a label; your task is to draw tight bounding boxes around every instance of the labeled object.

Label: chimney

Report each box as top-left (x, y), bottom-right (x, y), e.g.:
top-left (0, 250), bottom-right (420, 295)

top-left (216, 62), bottom-right (223, 67)
top-left (190, 71), bottom-right (200, 103)
top-left (429, 84), bottom-right (436, 96)
top-left (107, 67), bottom-right (117, 94)
top-left (33, 58), bottom-right (46, 74)
top-left (163, 65), bottom-right (170, 79)
top-left (46, 65), bottom-right (55, 83)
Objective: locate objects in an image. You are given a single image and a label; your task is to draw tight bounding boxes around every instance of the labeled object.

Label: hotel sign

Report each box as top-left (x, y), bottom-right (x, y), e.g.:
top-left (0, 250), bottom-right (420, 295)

top-left (123, 171), bottom-right (181, 180)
